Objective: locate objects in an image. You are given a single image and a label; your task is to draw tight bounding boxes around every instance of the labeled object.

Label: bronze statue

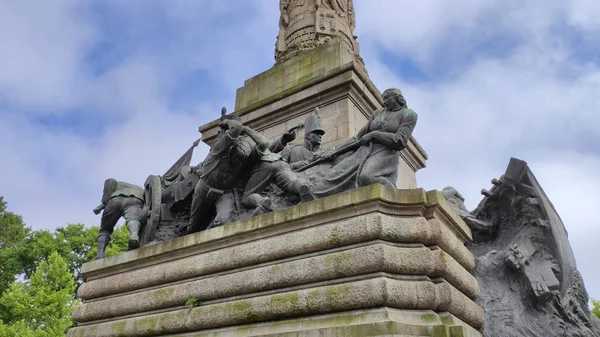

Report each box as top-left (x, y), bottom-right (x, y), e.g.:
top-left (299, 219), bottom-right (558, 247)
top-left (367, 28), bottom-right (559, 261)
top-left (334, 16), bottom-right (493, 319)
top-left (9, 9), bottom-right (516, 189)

top-left (188, 108), bottom-right (303, 232)
top-left (312, 88), bottom-right (417, 198)
top-left (279, 108), bottom-right (328, 170)
top-left (93, 178), bottom-right (146, 259)
top-left (187, 112), bottom-right (250, 234)
top-left (238, 125), bottom-right (314, 216)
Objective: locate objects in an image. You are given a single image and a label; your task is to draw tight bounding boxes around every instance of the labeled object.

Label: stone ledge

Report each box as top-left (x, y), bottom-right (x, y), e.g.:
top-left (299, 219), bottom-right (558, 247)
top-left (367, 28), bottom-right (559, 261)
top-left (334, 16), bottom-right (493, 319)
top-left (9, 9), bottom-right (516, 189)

top-left (82, 185), bottom-right (472, 278)
top-left (155, 308), bottom-right (481, 337)
top-left (67, 277), bottom-right (483, 337)
top-left (79, 213), bottom-right (474, 304)
top-left (74, 243), bottom-right (479, 322)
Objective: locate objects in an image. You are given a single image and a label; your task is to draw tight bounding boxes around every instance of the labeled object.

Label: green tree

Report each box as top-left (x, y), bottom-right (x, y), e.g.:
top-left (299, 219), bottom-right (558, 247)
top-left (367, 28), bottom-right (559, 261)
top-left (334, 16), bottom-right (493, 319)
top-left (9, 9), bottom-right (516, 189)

top-left (0, 197), bottom-right (131, 336)
top-left (5, 223), bottom-right (129, 290)
top-left (0, 197), bottom-right (31, 295)
top-left (0, 252), bottom-right (76, 337)
top-left (592, 298), bottom-right (600, 320)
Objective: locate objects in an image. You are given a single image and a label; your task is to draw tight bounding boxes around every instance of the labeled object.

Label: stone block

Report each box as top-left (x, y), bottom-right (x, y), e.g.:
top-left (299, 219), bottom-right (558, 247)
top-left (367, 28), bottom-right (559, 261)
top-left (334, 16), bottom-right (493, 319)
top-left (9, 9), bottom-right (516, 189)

top-left (70, 186), bottom-right (481, 337)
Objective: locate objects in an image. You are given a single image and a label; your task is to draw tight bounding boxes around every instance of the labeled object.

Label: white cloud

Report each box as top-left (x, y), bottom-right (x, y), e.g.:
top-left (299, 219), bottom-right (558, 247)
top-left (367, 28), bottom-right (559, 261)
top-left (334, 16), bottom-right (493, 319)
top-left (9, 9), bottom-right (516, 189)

top-left (0, 0), bottom-right (97, 111)
top-left (357, 0), bottom-right (600, 299)
top-left (0, 0), bottom-right (598, 301)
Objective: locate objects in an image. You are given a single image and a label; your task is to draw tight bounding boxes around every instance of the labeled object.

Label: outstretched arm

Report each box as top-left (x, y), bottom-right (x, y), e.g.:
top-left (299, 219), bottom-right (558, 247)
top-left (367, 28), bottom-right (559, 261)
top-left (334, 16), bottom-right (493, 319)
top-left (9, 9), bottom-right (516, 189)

top-left (243, 126), bottom-right (270, 153)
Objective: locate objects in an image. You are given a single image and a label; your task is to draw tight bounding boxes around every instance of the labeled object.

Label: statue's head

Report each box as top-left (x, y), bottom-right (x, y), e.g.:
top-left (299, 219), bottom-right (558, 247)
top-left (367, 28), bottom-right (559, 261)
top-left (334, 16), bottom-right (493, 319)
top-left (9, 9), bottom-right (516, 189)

top-left (305, 130), bottom-right (324, 146)
top-left (304, 107), bottom-right (325, 146)
top-left (229, 138), bottom-right (252, 165)
top-left (382, 88), bottom-right (406, 110)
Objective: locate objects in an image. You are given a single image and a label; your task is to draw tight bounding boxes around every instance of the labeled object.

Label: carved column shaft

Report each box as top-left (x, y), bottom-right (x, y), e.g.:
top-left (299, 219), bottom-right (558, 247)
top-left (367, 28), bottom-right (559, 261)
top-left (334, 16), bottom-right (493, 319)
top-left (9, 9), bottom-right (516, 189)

top-left (276, 0), bottom-right (360, 63)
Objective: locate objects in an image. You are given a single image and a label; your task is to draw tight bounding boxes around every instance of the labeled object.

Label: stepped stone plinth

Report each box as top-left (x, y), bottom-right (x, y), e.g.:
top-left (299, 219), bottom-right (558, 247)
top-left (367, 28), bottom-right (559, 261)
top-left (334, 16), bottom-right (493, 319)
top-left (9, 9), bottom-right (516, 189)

top-left (199, 42), bottom-right (427, 189)
top-left (69, 185), bottom-right (483, 337)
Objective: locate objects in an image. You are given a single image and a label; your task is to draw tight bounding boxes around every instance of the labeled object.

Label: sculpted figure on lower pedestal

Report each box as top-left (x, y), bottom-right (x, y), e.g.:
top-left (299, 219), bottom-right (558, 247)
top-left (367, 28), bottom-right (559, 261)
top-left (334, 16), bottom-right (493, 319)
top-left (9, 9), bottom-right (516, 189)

top-left (312, 88), bottom-right (418, 198)
top-left (278, 108), bottom-right (330, 170)
top-left (236, 124), bottom-right (314, 218)
top-left (187, 108), bottom-right (313, 234)
top-left (93, 178), bottom-right (147, 259)
top-left (187, 111), bottom-right (251, 234)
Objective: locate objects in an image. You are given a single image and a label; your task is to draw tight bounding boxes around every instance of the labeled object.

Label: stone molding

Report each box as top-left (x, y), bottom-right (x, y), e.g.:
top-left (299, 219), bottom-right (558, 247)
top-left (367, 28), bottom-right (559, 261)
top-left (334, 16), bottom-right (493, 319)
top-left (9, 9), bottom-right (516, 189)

top-left (69, 185), bottom-right (481, 337)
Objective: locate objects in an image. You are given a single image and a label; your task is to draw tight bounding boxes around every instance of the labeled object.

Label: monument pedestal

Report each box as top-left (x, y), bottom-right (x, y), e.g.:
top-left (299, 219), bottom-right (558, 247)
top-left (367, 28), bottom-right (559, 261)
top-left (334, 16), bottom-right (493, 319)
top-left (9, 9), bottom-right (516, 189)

top-left (69, 185), bottom-right (483, 337)
top-left (199, 42), bottom-right (427, 189)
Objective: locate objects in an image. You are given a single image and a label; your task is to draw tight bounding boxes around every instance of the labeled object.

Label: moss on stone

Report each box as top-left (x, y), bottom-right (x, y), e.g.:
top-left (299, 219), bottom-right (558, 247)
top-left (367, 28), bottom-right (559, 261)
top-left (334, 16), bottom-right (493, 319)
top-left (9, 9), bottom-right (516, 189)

top-left (153, 286), bottom-right (174, 302)
top-left (325, 251), bottom-right (352, 275)
top-left (325, 284), bottom-right (351, 308)
top-left (306, 289), bottom-right (320, 310)
top-left (329, 226), bottom-right (343, 246)
top-left (232, 300), bottom-right (258, 321)
top-left (421, 313), bottom-right (439, 323)
top-left (432, 325), bottom-right (450, 337)
top-left (113, 320), bottom-right (127, 337)
top-left (440, 251), bottom-right (447, 266)
top-left (134, 315), bottom-right (158, 333)
top-left (271, 293), bottom-right (301, 314)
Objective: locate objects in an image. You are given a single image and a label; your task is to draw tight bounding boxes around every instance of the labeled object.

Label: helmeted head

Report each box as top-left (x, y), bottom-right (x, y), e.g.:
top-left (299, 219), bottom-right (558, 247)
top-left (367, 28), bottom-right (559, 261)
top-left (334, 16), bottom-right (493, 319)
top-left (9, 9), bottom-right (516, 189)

top-left (304, 107), bottom-right (325, 146)
top-left (382, 88), bottom-right (407, 110)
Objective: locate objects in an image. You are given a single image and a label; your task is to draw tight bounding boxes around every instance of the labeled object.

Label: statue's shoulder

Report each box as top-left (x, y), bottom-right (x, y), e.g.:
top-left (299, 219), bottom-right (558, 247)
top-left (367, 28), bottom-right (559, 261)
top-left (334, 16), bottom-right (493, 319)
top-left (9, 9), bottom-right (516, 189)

top-left (285, 143), bottom-right (304, 151)
top-left (403, 108), bottom-right (418, 120)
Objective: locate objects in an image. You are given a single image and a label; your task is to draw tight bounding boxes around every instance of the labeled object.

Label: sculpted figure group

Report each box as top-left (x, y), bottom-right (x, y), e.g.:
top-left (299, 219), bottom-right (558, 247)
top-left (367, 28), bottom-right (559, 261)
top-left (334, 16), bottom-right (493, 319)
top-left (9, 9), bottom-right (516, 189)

top-left (93, 88), bottom-right (417, 259)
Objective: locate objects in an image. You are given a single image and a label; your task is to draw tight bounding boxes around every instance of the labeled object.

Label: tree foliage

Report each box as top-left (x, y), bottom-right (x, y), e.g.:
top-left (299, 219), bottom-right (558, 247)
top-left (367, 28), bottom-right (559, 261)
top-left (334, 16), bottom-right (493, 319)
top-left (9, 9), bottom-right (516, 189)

top-left (0, 197), bottom-right (31, 294)
top-left (0, 197), bottom-right (130, 336)
top-left (0, 252), bottom-right (76, 337)
top-left (592, 298), bottom-right (600, 320)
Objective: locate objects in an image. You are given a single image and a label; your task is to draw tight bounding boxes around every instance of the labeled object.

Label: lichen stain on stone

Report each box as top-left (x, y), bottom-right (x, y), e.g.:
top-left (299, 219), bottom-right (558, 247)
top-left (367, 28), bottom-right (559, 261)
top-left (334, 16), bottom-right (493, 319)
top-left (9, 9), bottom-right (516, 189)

top-left (325, 251), bottom-right (352, 275)
top-left (232, 301), bottom-right (258, 321)
top-left (329, 226), bottom-right (343, 246)
top-left (134, 315), bottom-right (158, 333)
top-left (439, 251), bottom-right (447, 266)
top-left (113, 320), bottom-right (127, 337)
top-left (421, 312), bottom-right (439, 323)
top-left (153, 286), bottom-right (175, 303)
top-left (325, 284), bottom-right (351, 308)
top-left (306, 289), bottom-right (320, 310)
top-left (270, 293), bottom-right (300, 314)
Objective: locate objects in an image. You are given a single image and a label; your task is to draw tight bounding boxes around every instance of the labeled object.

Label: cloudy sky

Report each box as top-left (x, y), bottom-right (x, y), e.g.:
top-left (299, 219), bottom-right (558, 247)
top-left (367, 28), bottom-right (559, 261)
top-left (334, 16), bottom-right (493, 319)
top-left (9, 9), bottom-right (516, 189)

top-left (0, 0), bottom-right (598, 298)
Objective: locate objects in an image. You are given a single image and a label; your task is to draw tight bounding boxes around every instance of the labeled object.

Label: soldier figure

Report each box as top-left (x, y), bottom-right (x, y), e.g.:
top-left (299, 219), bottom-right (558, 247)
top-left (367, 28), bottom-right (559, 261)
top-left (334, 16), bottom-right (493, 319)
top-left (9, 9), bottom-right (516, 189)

top-left (93, 179), bottom-right (146, 260)
top-left (187, 112), bottom-right (251, 234)
top-left (279, 108), bottom-right (328, 170)
top-left (188, 108), bottom-right (300, 233)
top-left (239, 126), bottom-right (314, 216)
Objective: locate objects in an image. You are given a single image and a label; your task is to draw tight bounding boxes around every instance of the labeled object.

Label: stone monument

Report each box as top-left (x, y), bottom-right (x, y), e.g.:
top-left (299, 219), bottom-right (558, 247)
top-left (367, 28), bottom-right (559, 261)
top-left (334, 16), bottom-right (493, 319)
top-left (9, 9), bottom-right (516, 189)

top-left (442, 158), bottom-right (600, 337)
top-left (69, 2), bottom-right (491, 336)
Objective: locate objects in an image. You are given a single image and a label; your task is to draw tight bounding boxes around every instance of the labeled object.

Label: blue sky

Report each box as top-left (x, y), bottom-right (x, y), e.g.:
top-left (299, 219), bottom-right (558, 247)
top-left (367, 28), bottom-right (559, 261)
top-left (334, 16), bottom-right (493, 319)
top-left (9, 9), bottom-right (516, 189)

top-left (1, 0), bottom-right (599, 299)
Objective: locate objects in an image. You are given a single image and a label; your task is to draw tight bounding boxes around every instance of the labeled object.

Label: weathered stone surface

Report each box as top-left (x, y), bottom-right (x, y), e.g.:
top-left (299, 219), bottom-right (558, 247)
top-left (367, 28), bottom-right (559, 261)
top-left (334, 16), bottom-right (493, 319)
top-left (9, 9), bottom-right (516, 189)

top-left (68, 277), bottom-right (482, 337)
top-left (80, 186), bottom-right (472, 281)
top-left (446, 158), bottom-right (600, 337)
top-left (198, 43), bottom-right (428, 189)
top-left (74, 243), bottom-right (478, 322)
top-left (275, 0), bottom-right (361, 65)
top-left (162, 308), bottom-right (481, 337)
top-left (70, 186), bottom-right (481, 336)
